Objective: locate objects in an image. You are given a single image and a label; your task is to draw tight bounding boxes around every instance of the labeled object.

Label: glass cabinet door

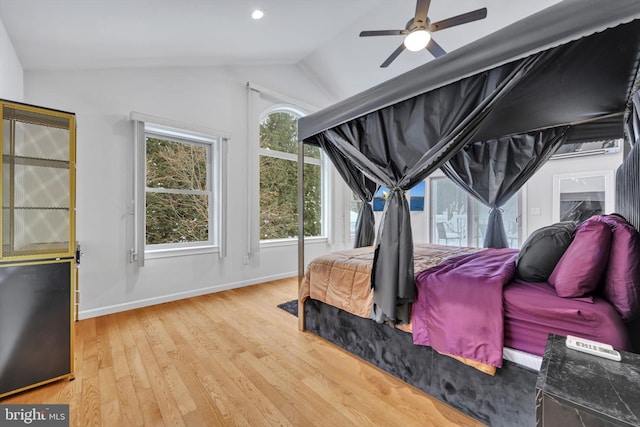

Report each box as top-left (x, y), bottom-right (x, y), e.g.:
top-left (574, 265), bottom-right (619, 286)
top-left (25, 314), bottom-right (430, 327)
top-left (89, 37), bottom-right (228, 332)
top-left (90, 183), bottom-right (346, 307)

top-left (1, 103), bottom-right (76, 260)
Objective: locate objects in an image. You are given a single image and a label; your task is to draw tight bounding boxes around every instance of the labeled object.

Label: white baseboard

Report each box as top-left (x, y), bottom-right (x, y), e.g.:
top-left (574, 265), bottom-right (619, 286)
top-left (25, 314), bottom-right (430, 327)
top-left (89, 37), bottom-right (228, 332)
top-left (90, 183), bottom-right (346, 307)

top-left (78, 271), bottom-right (296, 320)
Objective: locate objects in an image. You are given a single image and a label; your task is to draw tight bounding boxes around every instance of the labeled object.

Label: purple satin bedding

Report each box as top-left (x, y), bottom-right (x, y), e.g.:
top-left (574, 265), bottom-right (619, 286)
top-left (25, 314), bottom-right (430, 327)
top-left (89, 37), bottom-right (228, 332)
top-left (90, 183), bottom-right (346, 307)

top-left (412, 249), bottom-right (518, 368)
top-left (504, 279), bottom-right (630, 356)
top-left (412, 247), bottom-right (630, 367)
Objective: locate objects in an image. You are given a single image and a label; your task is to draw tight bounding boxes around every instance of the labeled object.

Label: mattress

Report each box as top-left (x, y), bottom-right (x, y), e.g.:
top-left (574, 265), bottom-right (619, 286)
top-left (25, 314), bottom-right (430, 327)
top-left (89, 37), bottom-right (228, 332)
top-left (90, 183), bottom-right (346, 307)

top-left (503, 279), bottom-right (630, 356)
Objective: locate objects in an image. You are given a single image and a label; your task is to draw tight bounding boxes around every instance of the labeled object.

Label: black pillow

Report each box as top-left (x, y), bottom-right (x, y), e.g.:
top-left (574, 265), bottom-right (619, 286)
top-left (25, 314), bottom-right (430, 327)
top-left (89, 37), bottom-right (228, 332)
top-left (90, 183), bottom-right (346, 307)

top-left (516, 221), bottom-right (576, 282)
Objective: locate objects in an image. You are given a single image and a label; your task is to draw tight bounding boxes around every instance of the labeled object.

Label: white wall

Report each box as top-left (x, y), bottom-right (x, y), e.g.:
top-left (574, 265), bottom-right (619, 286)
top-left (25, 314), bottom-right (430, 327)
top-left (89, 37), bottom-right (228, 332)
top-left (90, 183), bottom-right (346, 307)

top-left (24, 65), bottom-right (347, 319)
top-left (0, 17), bottom-right (23, 101)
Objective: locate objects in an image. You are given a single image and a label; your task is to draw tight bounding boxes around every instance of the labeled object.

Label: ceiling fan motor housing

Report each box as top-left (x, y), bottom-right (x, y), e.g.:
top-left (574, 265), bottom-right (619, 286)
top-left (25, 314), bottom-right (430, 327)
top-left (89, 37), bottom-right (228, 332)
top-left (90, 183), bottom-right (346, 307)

top-left (359, 0), bottom-right (488, 67)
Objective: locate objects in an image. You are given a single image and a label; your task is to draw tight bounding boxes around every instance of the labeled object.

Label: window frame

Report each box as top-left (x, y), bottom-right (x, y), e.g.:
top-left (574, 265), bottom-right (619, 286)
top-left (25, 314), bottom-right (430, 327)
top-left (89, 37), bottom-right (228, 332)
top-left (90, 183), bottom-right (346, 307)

top-left (131, 112), bottom-right (228, 264)
top-left (428, 176), bottom-right (522, 248)
top-left (347, 190), bottom-right (365, 242)
top-left (552, 170), bottom-right (614, 223)
top-left (258, 106), bottom-right (328, 245)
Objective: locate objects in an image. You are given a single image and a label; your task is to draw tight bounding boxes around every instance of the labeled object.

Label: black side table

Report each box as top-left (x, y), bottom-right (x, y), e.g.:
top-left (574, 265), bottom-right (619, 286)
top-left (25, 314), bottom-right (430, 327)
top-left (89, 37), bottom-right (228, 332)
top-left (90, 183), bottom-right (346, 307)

top-left (536, 334), bottom-right (640, 426)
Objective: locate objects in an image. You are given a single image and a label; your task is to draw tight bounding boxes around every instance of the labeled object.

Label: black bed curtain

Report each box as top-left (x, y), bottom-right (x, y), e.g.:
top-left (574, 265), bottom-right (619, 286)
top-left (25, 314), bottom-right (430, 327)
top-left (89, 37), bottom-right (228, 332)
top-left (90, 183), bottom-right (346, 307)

top-left (317, 138), bottom-right (378, 247)
top-left (617, 143), bottom-right (640, 230)
top-left (442, 127), bottom-right (569, 248)
top-left (624, 90), bottom-right (640, 148)
top-left (299, 11), bottom-right (640, 326)
top-left (307, 53), bottom-right (547, 324)
top-left (617, 89), bottom-right (640, 229)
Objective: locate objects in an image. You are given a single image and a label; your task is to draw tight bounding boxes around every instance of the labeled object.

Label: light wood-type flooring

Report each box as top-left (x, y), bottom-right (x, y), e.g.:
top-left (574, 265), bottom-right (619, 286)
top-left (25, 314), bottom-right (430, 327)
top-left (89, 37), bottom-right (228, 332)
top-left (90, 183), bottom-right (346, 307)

top-left (2, 277), bottom-right (484, 426)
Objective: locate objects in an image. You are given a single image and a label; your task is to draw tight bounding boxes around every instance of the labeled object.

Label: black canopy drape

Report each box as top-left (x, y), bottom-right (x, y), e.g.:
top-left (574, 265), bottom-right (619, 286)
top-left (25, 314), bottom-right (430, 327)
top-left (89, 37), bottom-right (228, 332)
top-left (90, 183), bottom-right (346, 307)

top-left (624, 90), bottom-right (640, 148)
top-left (300, 11), bottom-right (640, 325)
top-left (442, 127), bottom-right (569, 248)
top-left (308, 54), bottom-right (546, 323)
top-left (317, 138), bottom-right (378, 247)
top-left (617, 88), bottom-right (640, 229)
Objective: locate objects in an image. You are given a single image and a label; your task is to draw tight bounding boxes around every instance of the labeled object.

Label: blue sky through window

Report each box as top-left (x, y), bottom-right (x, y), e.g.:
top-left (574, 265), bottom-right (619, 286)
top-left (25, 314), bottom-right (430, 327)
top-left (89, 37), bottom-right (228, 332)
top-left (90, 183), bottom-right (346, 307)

top-left (373, 181), bottom-right (425, 211)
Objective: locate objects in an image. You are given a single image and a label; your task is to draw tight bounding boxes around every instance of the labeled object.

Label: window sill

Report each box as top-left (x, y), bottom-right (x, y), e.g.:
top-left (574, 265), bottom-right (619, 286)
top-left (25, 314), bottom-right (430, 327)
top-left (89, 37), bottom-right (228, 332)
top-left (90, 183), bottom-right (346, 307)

top-left (260, 236), bottom-right (328, 248)
top-left (145, 245), bottom-right (219, 259)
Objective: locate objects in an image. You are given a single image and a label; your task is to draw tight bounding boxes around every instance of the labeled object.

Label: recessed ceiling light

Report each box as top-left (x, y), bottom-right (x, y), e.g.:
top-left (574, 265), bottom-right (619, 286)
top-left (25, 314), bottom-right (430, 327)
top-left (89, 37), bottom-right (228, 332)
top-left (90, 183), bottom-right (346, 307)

top-left (251, 9), bottom-right (264, 20)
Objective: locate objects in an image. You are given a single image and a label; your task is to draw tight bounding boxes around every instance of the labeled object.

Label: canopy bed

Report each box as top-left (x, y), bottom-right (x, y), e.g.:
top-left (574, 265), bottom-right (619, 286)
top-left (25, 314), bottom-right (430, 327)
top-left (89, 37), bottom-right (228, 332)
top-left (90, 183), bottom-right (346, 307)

top-left (295, 0), bottom-right (640, 425)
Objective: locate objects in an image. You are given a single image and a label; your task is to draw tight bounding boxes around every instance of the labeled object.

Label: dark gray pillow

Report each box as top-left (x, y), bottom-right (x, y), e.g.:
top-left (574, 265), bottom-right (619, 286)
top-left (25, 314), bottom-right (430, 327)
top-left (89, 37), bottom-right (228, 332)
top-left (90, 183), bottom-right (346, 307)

top-left (516, 221), bottom-right (576, 282)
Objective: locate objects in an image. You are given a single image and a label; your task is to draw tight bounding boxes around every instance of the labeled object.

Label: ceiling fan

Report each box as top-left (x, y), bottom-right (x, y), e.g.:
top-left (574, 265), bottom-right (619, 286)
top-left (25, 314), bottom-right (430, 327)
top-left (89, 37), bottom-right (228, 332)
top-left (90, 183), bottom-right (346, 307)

top-left (360, 0), bottom-right (487, 68)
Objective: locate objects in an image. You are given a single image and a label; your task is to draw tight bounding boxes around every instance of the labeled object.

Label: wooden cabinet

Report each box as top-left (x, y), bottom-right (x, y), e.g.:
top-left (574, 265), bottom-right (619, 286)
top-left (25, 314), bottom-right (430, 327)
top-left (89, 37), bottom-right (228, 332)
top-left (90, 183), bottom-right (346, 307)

top-left (0, 100), bottom-right (76, 398)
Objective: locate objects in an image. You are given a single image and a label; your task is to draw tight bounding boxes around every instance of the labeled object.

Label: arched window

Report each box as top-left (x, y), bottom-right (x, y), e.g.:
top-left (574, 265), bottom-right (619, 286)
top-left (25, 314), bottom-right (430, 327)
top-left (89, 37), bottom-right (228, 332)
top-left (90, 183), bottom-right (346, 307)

top-left (259, 108), bottom-right (324, 240)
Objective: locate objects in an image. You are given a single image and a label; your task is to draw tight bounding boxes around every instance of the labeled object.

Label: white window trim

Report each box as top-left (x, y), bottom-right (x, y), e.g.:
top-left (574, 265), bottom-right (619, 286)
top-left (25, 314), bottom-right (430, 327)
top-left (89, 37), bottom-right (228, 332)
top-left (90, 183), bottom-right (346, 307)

top-left (145, 244), bottom-right (219, 260)
top-left (131, 112), bottom-right (228, 265)
top-left (257, 147), bottom-right (322, 166)
top-left (260, 235), bottom-right (328, 248)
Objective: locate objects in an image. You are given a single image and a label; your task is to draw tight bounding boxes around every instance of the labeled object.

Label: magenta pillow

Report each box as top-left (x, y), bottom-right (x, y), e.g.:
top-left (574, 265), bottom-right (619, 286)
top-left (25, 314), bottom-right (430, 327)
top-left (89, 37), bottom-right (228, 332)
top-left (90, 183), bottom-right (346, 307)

top-left (599, 214), bottom-right (640, 320)
top-left (548, 217), bottom-right (611, 298)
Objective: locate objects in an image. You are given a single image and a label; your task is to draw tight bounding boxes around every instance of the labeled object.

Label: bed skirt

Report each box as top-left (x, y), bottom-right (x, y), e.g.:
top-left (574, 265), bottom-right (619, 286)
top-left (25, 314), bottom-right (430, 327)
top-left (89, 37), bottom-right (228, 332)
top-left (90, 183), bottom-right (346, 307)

top-left (304, 298), bottom-right (539, 427)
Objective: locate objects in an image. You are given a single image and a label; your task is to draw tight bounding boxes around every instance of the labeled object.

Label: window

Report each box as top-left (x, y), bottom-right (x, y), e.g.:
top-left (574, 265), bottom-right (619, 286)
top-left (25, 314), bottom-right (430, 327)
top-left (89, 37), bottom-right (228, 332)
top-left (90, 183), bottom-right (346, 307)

top-left (552, 170), bottom-right (614, 223)
top-left (430, 177), bottom-right (520, 248)
top-left (145, 134), bottom-right (212, 248)
top-left (132, 112), bottom-right (226, 262)
top-left (259, 110), bottom-right (324, 241)
top-left (349, 191), bottom-right (363, 237)
top-left (373, 183), bottom-right (425, 212)
top-left (551, 138), bottom-right (620, 159)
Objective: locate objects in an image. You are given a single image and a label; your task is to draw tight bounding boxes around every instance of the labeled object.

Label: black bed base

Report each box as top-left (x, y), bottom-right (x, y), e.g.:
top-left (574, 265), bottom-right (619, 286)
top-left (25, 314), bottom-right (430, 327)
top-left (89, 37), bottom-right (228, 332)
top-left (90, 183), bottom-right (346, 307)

top-left (304, 299), bottom-right (539, 427)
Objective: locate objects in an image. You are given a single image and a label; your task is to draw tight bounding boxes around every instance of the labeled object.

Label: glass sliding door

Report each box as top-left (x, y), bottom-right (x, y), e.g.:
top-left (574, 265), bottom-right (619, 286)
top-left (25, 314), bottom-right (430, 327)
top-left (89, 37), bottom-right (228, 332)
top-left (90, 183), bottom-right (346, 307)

top-left (431, 177), bottom-right (520, 248)
top-left (470, 196), bottom-right (520, 248)
top-left (431, 178), bottom-right (467, 246)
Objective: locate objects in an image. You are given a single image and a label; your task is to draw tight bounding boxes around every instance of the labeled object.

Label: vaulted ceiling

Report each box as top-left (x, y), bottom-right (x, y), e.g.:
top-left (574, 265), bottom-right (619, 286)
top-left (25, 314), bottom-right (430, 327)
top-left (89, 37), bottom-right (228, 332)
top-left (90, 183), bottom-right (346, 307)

top-left (0, 0), bottom-right (560, 101)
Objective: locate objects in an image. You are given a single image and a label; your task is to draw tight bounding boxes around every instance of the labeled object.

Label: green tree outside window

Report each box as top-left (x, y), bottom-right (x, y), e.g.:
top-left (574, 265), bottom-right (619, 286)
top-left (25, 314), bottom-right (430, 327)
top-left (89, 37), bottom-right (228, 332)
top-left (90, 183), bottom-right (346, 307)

top-left (259, 111), bottom-right (322, 239)
top-left (146, 137), bottom-right (210, 245)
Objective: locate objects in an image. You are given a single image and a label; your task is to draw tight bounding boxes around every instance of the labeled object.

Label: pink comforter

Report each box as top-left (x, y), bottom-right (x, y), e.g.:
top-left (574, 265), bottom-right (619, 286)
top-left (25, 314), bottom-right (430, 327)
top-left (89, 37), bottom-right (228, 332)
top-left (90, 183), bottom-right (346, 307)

top-left (412, 249), bottom-right (518, 368)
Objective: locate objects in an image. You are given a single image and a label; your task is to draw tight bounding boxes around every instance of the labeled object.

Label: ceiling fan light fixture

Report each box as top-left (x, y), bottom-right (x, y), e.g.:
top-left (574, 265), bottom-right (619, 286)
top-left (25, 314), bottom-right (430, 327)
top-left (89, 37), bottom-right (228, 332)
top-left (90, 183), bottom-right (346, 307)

top-left (404, 29), bottom-right (431, 51)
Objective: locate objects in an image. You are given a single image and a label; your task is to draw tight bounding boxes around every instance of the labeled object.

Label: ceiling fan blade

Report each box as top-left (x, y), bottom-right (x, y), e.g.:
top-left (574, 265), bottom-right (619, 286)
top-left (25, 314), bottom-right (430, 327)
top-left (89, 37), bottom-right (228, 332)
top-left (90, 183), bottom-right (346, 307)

top-left (381, 44), bottom-right (406, 68)
top-left (359, 30), bottom-right (406, 37)
top-left (426, 37), bottom-right (446, 58)
top-left (428, 8), bottom-right (487, 32)
top-left (414, 0), bottom-right (431, 27)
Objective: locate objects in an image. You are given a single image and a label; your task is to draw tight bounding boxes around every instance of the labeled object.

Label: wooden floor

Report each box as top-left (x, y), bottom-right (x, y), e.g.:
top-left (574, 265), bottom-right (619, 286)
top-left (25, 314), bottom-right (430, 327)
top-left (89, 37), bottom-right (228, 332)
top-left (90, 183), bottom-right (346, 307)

top-left (2, 277), bottom-right (484, 427)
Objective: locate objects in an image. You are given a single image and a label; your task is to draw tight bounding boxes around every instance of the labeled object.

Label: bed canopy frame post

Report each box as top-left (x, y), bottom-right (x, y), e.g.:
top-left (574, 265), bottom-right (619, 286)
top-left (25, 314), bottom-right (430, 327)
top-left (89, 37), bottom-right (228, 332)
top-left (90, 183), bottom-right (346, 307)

top-left (297, 139), bottom-right (306, 331)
